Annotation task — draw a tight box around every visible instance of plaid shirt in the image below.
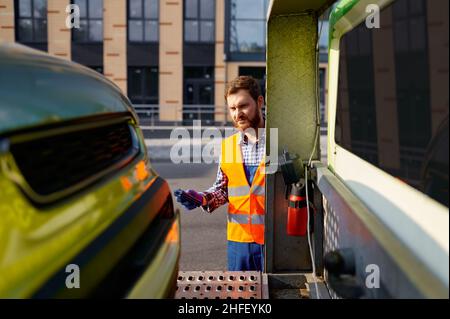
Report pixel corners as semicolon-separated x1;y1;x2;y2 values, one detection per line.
201;129;266;214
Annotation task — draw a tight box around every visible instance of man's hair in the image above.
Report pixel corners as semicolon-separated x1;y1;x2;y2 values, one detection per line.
225;76;261;103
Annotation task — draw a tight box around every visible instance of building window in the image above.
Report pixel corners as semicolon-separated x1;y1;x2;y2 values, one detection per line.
128;0;159;42
72;0;103;43
128;67;159;105
183;66;214;125
229;0;268;54
184;0;215;43
15;0;47;43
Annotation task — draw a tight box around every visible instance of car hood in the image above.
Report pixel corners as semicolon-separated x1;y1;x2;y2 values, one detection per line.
0;43;133;134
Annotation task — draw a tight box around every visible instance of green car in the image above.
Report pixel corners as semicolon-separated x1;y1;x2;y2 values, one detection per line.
0;43;180;298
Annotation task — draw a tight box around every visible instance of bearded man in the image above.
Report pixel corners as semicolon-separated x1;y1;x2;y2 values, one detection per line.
174;76;266;271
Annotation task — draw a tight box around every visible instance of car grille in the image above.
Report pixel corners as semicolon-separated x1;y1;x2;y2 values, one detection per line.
9;121;139;200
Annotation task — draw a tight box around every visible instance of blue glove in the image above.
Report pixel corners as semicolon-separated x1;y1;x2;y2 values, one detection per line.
174;189;204;210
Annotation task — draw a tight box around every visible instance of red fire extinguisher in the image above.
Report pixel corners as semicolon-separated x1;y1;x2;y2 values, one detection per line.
287;180;309;236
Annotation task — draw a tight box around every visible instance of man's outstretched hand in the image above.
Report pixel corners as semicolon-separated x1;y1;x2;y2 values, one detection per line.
174;189;204;210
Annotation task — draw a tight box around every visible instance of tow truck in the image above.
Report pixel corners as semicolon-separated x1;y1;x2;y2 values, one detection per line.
175;0;449;299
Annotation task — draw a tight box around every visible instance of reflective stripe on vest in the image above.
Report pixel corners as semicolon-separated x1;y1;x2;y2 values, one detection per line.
228;185;251;197
251;185;265;196
228;213;265;225
229;185;265;197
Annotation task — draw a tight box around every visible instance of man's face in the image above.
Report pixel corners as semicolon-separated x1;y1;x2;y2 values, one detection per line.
227;89;263;131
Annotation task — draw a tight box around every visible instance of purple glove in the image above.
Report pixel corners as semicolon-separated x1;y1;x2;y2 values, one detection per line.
174;189;204;210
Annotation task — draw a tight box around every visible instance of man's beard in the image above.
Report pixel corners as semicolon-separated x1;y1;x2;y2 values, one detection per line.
233;110;262;130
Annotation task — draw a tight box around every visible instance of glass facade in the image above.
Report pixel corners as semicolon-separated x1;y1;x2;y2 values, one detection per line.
228;0;268;57
72;0;103;42
15;0;47;43
183;66;215;125
128;0;159;42
128;66;159;105
184;0;215;43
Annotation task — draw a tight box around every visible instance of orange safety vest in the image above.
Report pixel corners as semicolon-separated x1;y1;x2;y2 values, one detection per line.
220;133;265;245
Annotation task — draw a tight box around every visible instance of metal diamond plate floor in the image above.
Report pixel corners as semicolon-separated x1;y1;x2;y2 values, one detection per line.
175;271;262;299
